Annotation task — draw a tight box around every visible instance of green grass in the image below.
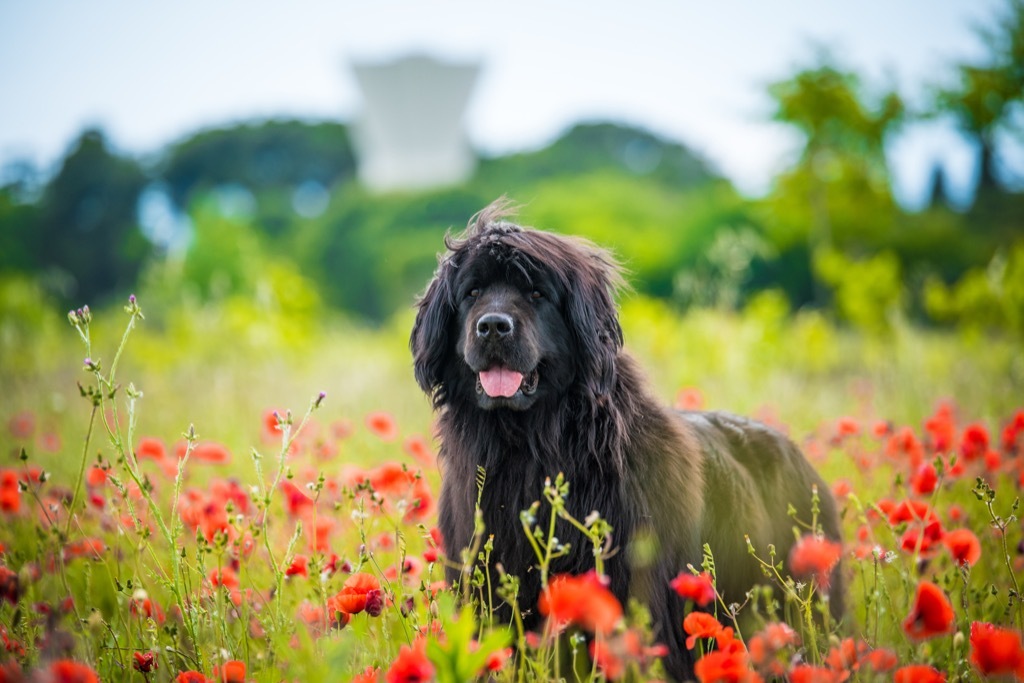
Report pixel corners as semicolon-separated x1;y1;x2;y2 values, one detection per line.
0;295;1022;682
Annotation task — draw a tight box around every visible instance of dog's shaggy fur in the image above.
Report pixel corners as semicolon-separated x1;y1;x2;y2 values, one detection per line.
410;202;842;680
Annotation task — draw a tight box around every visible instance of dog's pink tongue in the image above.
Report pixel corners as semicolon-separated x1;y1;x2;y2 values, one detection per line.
479;367;523;398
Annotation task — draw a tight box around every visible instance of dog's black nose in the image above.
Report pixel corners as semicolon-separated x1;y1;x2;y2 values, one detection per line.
476;312;514;338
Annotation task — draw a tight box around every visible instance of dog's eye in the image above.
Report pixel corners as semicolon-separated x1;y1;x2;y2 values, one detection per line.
531;290;544;301
468;288;480;299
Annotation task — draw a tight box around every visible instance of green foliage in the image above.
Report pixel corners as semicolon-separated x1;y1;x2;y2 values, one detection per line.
924;241;1024;336
0;274;65;370
520;174;749;298
475;122;719;193
10;130;152;306
1;297;1023;681
814;248;905;333
930;0;1024;190
426;596;511;683
2;1;1024;334
293;185;490;320
769;55;904;166
160;119;356;210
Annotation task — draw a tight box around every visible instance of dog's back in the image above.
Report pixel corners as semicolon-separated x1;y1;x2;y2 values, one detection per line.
680;410;844;617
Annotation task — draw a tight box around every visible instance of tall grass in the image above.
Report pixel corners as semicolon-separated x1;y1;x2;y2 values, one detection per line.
0;296;1022;681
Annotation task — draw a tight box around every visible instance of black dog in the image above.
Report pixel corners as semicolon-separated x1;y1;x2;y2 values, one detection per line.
410;201;842;680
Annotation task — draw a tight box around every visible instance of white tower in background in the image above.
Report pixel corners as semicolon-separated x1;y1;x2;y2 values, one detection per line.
351;55;480;192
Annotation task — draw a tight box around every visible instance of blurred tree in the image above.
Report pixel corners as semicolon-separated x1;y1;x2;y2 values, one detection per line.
294;186;489;321
160;120;356;235
932;0;1024;196
475;122;720;194
33;130;150;305
761;54;905;306
0;184;41;275
518;173;748;299
924;242;1024;336
925;163;953;210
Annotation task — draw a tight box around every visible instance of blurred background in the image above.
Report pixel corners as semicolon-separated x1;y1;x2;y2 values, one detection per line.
1;1;1022;433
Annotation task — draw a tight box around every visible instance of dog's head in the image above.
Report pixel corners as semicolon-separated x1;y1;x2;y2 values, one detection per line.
411;201;625;412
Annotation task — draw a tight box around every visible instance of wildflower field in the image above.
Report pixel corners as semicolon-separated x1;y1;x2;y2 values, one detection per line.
1;294;1023;682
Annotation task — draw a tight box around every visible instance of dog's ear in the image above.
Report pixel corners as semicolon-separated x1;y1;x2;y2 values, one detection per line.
565;253;624;403
410;264;456;405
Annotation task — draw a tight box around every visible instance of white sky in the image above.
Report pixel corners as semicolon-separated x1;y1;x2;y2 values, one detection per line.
0;0;1017;207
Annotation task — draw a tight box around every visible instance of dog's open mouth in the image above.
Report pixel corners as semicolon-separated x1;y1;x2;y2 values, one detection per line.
476;366;539;398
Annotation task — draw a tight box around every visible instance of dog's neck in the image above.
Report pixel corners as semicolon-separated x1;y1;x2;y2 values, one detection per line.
437;351;680;479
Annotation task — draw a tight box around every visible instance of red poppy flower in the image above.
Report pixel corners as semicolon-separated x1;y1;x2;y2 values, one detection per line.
693;650;758;683
747;622;799;667
872;420;892;438
285;555;309;578
887;499;940;526
423;527;443;563
860;647;898;673
403;435;435;466
831;479;852;499
538;571;623;635
899;519;945;556
209;567;239;590
176;672;212;683
835;415;861;439
386;638;433;683
133;651;157;673
886;427;925;468
675;387;705;411
590;637;627;680
192;442;231;464
32;430;55;452
486;647;512;673
789;664;840;683
960;423;989;460
902;581;955;641
910;462;938;496
923;403;956;452
261;409;283;443
893;664;945;683
788;535;842;590
86;466;107;487
368;462;416;496
129;596;166;624
8;411;35;440
217;660;245;683
823;637;870;672
970;621;1024;678
366;411;399;441
19;467;41;485
683;612;724;650
352;666;379;683
943;528;982;567
0;472;20;514
278;480;314;517
63;538;106;561
136;437;166;461
670;571;716;606
329;572;382;615
0;661;20;682
983;449;1001;472
332;418;354;440
0;566;19;605
1001;410;1024;453
48;660;101;683
404;478;435;523
296;600;325;628
307;517;336;553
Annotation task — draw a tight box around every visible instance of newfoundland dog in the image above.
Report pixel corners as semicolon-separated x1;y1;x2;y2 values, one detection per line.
410;201;842;680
